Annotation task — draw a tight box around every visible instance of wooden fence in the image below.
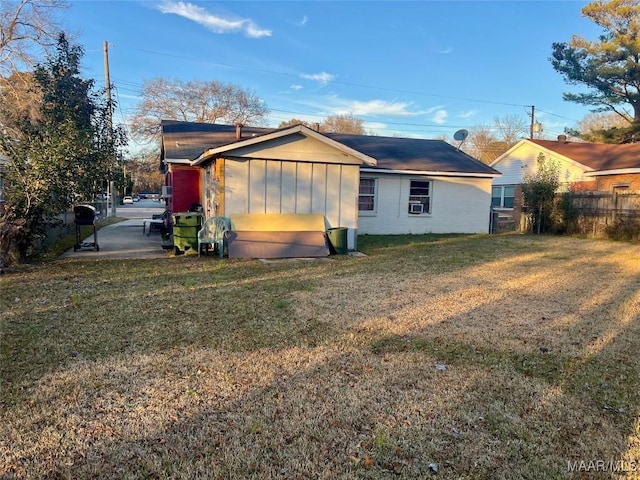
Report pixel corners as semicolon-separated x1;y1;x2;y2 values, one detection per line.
492;192;640;239
561;192;640;239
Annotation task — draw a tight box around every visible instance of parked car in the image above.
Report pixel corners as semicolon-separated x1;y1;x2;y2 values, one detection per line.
122;196;133;204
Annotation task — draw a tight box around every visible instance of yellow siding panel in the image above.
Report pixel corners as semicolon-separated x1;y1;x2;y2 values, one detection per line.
230;213;327;232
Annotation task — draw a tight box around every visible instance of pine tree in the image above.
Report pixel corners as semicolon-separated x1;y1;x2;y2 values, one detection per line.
0;34;125;264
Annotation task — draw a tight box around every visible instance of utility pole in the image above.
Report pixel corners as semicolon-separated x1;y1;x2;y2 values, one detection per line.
529;105;535;140
103;41;116;217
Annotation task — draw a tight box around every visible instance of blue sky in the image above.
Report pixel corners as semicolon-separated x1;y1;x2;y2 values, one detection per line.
65;1;603;144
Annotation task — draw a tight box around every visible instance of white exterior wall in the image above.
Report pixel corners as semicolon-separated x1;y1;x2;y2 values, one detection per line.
224;158;359;248
492;142;595;187
358;173;493;234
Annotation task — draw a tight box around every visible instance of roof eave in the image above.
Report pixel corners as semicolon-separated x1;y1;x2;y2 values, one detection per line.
361;167;501;178
163;158;193;165
584;168;640;176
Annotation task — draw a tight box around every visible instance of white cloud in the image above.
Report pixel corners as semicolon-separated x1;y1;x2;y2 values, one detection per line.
339;99;417;117
296;95;422;118
301;15;308;26
413;104;447;116
300;72;336;86
290;84;303;91
438;47;453;54
458;109;478;119
432;110;448;124
156;1;272;38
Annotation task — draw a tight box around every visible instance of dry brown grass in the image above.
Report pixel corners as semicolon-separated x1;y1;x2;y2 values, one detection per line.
1;233;639;479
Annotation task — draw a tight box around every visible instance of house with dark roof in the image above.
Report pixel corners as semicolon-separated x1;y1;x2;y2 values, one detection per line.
160;121;274;213
326;133;501;235
160;120;501;253
489;137;640;227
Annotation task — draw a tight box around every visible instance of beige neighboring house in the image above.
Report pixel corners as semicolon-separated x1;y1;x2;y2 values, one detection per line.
489;137;640;228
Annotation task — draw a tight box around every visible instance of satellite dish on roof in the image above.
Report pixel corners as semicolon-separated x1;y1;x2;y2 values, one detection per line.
453;129;468;150
453;129;468;142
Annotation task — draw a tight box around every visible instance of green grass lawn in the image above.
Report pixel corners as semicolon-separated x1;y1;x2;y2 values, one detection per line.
1;233;639;479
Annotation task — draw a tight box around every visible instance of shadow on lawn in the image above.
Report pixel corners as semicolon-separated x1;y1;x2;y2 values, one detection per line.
2;234;640;478
2;234;635;392
1;234;537;399
366;244;640;476
31;257;640;478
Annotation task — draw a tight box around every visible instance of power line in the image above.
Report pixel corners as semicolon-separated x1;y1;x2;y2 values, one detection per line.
129;47;533;109
112;86;155;147
535;108;581;122
101;47;583;140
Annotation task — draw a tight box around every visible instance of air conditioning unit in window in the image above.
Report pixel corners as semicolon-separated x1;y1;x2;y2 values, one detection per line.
409;203;423;214
161;185;172;198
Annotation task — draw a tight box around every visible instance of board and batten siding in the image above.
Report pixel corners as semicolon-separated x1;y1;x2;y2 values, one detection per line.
223;158;359;248
492;142;594;187
358;174;493;234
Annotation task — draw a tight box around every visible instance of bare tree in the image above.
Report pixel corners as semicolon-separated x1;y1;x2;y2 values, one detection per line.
0;71;43;134
494;114;527;146
0;0;68;75
463;115;527;164
463;125;498;164
321;113;365;134
126;152;165;193
570;111;632;142
277;118;315;129
130;78;269;140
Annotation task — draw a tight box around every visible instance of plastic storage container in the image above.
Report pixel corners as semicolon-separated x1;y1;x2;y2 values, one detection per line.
172;212;203;253
326;227;348;255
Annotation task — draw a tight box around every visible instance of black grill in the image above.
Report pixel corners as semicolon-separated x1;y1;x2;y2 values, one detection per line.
73;204;99;251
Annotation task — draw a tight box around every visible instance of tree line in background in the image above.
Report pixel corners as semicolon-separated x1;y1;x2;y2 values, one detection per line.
1;0;639;265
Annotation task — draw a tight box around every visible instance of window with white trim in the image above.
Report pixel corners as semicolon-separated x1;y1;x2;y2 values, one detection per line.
358;178;377;212
408;180;431;214
491;185;515;208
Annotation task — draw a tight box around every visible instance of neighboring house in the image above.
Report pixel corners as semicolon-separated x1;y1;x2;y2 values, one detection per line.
490;137;640;227
160;120;501;252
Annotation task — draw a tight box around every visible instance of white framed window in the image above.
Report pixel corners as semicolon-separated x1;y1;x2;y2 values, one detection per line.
408;180;431;214
492;185;515;208
358;177;377;212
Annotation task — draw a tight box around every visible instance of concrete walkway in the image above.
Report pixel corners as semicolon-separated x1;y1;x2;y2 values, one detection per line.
59;218;172;260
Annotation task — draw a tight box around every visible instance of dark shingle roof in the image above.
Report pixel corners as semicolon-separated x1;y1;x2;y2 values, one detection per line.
327;133;499;175
530;139;640;170
160;120;500;175
161;120;273;160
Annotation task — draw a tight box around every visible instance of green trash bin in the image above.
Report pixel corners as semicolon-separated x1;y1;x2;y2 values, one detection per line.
172;212;202;253
326;227;348;255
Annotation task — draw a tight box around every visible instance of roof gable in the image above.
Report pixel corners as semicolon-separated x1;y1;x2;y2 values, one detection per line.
491;139;592;173
194;124;377;166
